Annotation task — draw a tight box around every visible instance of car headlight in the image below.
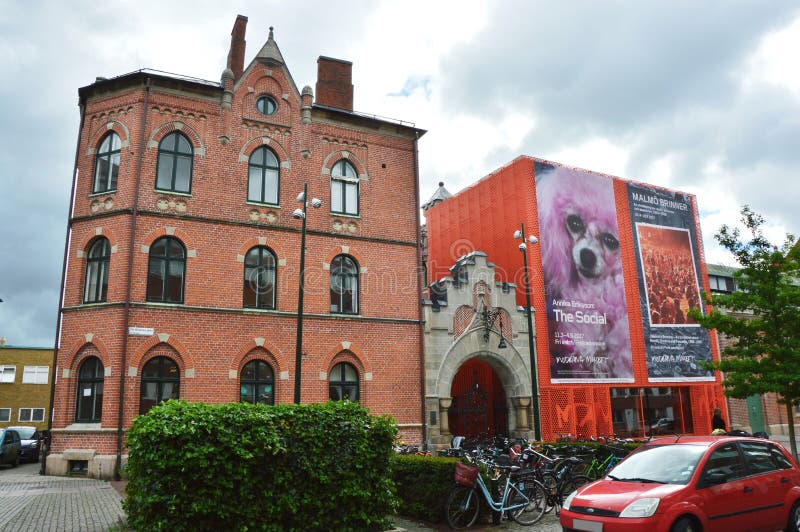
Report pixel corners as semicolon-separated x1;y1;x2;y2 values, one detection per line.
619;498;660;518
562;490;577;511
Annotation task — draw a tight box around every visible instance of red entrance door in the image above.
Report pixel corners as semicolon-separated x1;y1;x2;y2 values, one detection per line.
448;359;508;442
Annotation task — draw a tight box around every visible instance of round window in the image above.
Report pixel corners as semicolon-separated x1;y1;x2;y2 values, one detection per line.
256;96;277;116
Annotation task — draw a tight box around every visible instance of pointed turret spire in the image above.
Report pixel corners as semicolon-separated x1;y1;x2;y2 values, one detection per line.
422;182;452;210
255;26;287;66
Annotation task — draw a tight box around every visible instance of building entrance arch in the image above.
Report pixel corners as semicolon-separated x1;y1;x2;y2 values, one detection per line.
422;251;536;451
448;359;507;442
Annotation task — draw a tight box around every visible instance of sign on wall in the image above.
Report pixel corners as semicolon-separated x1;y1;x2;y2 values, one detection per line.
627;183;713;381
535;162;634;383
128;327;154;336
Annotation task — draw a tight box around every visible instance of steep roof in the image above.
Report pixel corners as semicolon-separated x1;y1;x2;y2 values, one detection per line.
422;182;452;210
707;263;738;277
239;26;301;99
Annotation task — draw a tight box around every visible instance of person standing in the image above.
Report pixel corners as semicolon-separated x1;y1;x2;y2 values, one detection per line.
712;408;726;432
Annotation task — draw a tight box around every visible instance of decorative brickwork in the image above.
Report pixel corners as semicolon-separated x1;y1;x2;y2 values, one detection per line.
49;17;425;478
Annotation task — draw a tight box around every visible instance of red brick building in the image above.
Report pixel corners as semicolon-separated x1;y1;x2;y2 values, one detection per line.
47;16;426;478
424;157;727;442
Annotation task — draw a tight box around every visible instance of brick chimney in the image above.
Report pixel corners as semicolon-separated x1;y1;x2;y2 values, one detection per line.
227;15;248;80
315;56;353;112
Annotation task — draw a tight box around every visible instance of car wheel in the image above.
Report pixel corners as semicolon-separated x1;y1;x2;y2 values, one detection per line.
787;501;800;532
670;516;699;532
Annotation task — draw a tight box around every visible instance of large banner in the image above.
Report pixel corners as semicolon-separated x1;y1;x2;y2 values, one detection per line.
535;162;634;383
627;183;713;381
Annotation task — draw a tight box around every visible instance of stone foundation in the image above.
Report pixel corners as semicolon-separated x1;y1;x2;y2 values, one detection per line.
45;451;124;480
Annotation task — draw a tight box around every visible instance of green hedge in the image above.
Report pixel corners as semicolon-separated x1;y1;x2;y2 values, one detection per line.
390;454;454;522
545;441;640;457
390;455;511;525
124;400;398;531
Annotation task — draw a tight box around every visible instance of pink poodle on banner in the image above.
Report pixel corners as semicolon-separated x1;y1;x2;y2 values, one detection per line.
534;161;634;382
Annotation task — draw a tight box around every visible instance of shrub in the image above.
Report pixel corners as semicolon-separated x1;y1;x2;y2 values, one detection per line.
390;454;454;522
124;400;397;531
390;455;516;525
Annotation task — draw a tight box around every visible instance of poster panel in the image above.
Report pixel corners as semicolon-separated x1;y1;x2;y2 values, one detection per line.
627;183;713;381
535;162;633;383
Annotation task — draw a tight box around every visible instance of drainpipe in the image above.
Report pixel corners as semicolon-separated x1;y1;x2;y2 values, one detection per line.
115;76;150;480
42;99;86;476
412;130;428;448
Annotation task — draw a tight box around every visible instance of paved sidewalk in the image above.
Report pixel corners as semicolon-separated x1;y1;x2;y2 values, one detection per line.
0;461;126;531
392;512;562;531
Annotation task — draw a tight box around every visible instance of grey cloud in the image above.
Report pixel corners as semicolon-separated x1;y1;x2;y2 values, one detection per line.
0;0;383;345
436;0;800;240
721;88;800;168
442;1;797;128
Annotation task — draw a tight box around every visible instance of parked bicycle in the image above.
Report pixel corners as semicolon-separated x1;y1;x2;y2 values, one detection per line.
393;443;431;456
581;444;629;480
445;453;547;528
519;447;592;514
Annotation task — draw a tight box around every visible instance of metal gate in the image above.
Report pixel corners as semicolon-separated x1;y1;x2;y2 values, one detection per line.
450;383;489;440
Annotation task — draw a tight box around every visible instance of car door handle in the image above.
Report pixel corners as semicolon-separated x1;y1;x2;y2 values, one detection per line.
744;486;754;493
781;478;790;483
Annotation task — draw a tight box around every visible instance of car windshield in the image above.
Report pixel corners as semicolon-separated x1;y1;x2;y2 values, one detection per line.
607;444;707;485
12;427;36;439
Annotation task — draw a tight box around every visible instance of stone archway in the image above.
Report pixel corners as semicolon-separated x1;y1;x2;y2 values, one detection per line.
448;359;507;441
422;251;536;450
428;335;534;448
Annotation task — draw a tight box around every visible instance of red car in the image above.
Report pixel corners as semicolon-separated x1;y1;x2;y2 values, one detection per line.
560;436;800;532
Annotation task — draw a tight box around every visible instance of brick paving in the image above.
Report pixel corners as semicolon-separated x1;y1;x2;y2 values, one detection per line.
392;509;562;531
0;462;126;531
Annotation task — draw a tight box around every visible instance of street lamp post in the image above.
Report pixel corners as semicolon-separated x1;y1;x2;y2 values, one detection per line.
514;223;541;440
293;183;322;404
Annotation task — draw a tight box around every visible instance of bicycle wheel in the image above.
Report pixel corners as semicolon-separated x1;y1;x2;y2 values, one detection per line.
445;485;480;529
558;474;592;507
539;472;558;514
509;478;547;526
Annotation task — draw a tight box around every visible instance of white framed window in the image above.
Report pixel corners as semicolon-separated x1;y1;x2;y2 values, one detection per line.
0;365;15;383
0;408;10;422
22;366;49;384
19;408;45;422
330;159;359;215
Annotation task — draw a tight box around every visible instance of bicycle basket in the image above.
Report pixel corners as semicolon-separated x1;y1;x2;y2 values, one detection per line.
454;462;479;487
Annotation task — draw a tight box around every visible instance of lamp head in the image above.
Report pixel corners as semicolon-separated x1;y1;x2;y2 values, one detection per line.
292;208;305;219
528;235;538;245
498;336;507;349
513;230;522;240
296;191;306;203
518;243;527;252
310;198;322;208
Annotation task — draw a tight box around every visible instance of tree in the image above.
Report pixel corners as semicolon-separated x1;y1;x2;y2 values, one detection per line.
688;206;800;457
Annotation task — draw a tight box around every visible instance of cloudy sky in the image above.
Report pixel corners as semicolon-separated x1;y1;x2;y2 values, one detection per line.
1;0;799;347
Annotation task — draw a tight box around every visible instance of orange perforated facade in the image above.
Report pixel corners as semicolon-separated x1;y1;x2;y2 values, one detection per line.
425;156;727;441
